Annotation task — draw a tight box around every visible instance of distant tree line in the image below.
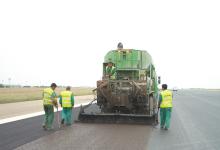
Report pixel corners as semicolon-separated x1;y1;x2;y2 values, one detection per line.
0;84;21;88
0;84;68;88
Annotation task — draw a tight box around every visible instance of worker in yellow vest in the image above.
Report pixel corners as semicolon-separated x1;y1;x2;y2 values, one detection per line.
59;86;74;126
105;61;116;80
158;84;173;130
42;83;58;130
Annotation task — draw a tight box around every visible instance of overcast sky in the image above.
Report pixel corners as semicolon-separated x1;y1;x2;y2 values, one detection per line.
0;0;220;88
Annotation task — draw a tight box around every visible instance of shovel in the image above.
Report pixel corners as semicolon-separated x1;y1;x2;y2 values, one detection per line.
57;107;60;128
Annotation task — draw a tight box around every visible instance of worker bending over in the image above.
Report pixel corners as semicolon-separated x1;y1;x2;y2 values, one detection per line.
158;84;173;130
42;83;58;130
105;61;116;79
59;86;74;126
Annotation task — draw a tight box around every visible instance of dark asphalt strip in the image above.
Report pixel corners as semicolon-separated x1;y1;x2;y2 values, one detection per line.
0;107;80;150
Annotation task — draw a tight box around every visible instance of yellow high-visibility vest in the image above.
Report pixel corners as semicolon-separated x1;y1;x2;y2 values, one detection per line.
160;90;173;108
60;91;73;108
106;66;116;79
43;88;54;105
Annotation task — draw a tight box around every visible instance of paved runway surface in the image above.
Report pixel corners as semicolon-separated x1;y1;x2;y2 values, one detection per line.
0;109;78;150
0;90;220;150
148;90;220;150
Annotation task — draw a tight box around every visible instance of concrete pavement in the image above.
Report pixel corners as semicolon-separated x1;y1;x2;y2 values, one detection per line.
0;95;94;119
148;89;220;150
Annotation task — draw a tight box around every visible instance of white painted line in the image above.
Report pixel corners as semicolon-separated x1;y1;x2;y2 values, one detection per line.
0;102;93;125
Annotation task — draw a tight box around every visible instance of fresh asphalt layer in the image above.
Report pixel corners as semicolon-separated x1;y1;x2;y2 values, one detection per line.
0;89;220;150
0;109;79;150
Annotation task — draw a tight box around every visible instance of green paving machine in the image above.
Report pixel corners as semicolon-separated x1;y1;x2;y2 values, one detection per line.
78;44;160;124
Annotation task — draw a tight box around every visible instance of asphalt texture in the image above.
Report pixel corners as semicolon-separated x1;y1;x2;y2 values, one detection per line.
0;89;220;150
0;109;79;150
148;89;220;150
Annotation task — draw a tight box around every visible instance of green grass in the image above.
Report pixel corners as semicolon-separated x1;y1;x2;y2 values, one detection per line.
0;87;94;104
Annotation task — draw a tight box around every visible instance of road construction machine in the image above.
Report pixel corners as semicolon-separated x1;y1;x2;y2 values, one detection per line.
78;45;160;124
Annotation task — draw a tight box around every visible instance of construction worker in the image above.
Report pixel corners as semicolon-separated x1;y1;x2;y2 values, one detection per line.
117;42;123;50
42;83;58;130
105;61;116;79
59;86;74;126
158;84;173;130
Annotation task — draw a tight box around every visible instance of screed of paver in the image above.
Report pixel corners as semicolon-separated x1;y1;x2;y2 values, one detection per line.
15;123;152;150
